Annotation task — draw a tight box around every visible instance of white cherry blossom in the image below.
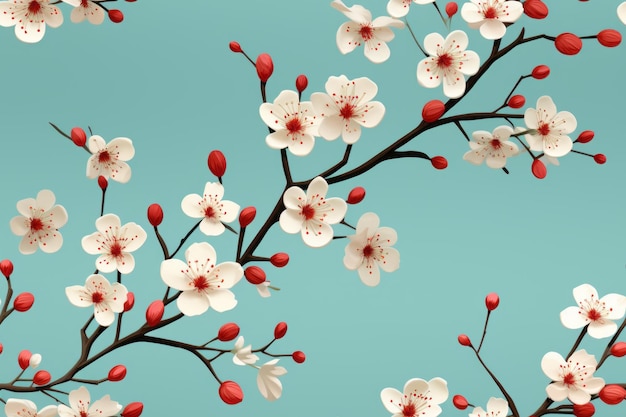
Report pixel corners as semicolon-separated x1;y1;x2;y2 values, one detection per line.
463;126;519;169
5;399;57;417
560;284;626;339
57;386;121;417
181;181;240;236
618;2;626;24
343;212;399;287
65;274;128;327
279;176;347;248
524;96;577;157
62;0;105;24
160;242;243;316
86;135;135;183
81;213;147;274
380;377;448;417
232;336;259;366
541;349;604;405
0;0;63;43
417;30;480;98
257;359;287;401
259;90;319;156
10;189;68;254
387;0;435;18
331;0;404;63
311;75;385;144
469;397;509;417
461;0;523;40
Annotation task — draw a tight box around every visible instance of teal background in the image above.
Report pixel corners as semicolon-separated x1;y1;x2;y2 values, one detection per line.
0;1;625;416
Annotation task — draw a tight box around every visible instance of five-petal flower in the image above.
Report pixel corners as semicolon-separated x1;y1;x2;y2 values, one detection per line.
387;0;435;18
5;399;57;417
461;0;523;40
0;0;63;43
469;397;509;417
65;274;128;327
380;377;448;417
257;359;287;401
86;135;135;183
61;0;104;24
524;96;577;157
181;182;240;236
463;125;519;169
541;349;604;405
57;386;122;417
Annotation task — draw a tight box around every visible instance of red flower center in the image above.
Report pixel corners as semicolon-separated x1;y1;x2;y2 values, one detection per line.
437;53;452;68
193;276;210;291
300;204;315;220
204;206;216;219
359;24;373;41
30;217;44;232
490;139;502;150
563;372;575;386
285;117;303;135
110;241;122;257
80;411;89;417
339;103;355;120
98;150;111;163
28;1;41;14
362;244;374;258
402;403;417;417
587;308;602;321
484;7;497;19
91;291;104;304
538;122;551;136
81;0;89;6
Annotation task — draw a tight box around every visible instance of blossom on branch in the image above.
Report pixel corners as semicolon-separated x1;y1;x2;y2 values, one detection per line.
61;0;104;24
232;336;259;366
0;0;63;43
5;399;57;417
460;0;523;40
619;2;626;24
541;349;604;405
65;274;128;327
181;181;240;236
380;377;448;417
86;135;135;183
57;386;122;417
524;96;577;157
257;359;287;401
463;125;519;169
386;0;435;18
469;397;509;417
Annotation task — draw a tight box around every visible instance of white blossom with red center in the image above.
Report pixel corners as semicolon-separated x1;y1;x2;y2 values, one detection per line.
560;283;626;339
524;96;577;158
181;181;240;236
81;213;147;274
259;89;319;156
619;2;626;24
311;75;385;144
86;135;135;183
343;212;399;287
65;274;128;327
257;359;287;401
417;30;480;99
386;0;435;18
460;0;523;40
160;242;243;316
331;0;404;63
61;0;104;24
469;397;509;417
10;189;68;254
5;399;57;417
57;386;122;417
463;125;519;169
231;336;259;366
279;176;347;248
0;0;63;43
380;377;448;417
541;349;604;404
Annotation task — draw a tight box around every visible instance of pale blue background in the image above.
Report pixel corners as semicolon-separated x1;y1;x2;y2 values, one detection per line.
0;1;625;416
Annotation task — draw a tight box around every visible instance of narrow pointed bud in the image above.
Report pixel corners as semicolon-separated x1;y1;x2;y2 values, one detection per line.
229;41;242;53
598;384;626;405
597;29;621;47
422;99;446;123
256;53;274;83
239;206;256;228
430;156;448;170
208;150;227;178
219;381;244;405
121;402;144;417
147;204;164;227
108;364;127;382
18;350;31;370
98;176;108;191
555;33;582;55
507;95;526;109
594;154;607;165
532;159;547;179
346;186;366;204
108;9;124;23
218;322;240;342
0;259;13;279
244;266;266;285
292;350;306;363
33;370;51;386
124;292;135;312
576;130;594;144
14;292;34;312
145;300;164;327
573;403;595;417
610;342;626;357
523;0;548;19
445;2;458;17
531;65;550;79
274;322;288;339
457;334;472;347
295;74;308;93
452;395;469;410
71;127;87;146
270;253;289;268
485;293;500;311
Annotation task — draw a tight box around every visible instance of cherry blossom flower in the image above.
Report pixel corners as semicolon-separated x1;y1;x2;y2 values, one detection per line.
343;212;399;287
331;0;404;63
81;213;147;274
461;0;523;40
469;397;509;417
10;189;68;254
5;399;57;417
541;349;604;405
560;284;626;339
387;0;435;18
380;377;449;417
311;75;385;144
279;176;347;248
259;90;319;156
0;0;62;43
619;2;626;25
62;0;104;24
232;336;259;366
160;242;243;316
65;274;128;327
257;359;287;401
181;182;240;236
463;126;519;169
524;96;577;157
417;30;480;98
86;135;135;183
57;386;122;417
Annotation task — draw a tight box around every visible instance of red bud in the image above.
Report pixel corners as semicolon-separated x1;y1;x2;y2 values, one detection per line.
244;266;266;285
485;292;500;311
239;206;256;228
124;292;135;312
218;322;240;342
219;381;244;405
0;343;3;354
452;395;469;410
147;204;164;227
108;364;127;382
594;154;607;165
445;2;458;17
145;300;164;327
523;0;548;19
531;65;550;79
121;402;144;417
71;127;87;147
507;94;526;109
18;350;31;370
33;370;51;386
458;334;472;347
256;53;274;83
14;292;34;312
208;150;227;178
573;403;595;417
576;130;594;143
422;99;446;123
98;176;108;191
292;350;306;363
555;33;582;55
296;74;308;93
346;186;366;204
599;384;626;405
274;322;288;339
270;253;289;268
0;259;13;279
108;9;124;23
229;41;242;53
532;159;547;179
431;156;448;170
611;342;626;357
597;29;622;47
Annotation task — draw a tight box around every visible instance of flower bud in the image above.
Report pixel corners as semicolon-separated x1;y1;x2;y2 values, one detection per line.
346;186;366;204
121;402;144;417
18;350;31;370
145;300;164;327
430;156;448;170
0;259;13;279
274;322;288;339
108;364;127;382
33;370;51;386
98;176;108;191
229;41;242;53
0;343;3;354
445;2;458;17
507;94;526;109
256;53;274;83
295;74;308;93
576;130;594;144
597;29;622;48
452;394;469;410
532;159;547;179
422;100;446;123
208;150;227;178
573;402;595;417
71;127;87;147
29;353;42;368
555;33;582;55
124;292;135;312
108;9;124;23
244;266;266;285
219;381;244;405
594;154;606;165
270;253;289;268
598;384;626;405
457;334;472;347
531;65;550;80
14;292;34;312
218;322;240;342
147;204;164;227
523;0;548;19
611;342;626;357
239;206;256;228
485;293;500;311
292;350;306;363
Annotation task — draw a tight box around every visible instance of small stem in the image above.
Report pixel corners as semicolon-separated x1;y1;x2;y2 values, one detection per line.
477;310;491;353
154;226;170;259
404;19;428;58
170;220;202;259
565;327;587;361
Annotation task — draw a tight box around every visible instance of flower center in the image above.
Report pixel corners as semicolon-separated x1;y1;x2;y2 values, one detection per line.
30;217;44;231
193;276;210;291
484;6;497;19
563;372;575;387
437;53;453;68
110;241;123;257
285;117;303;135
80;410;89;417
538;122;551;136
91;291;104;304
98;150;111;163
28;1;41;14
339;103;355;120
204;206;216;219
587;308;602;321
300;204;315;220
402;403;417;417
490;139;502;150
362;244;374;258
81;0;89;6
359;24;373;41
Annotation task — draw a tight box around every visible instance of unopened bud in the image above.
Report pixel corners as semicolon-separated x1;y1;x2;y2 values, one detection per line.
445;2;458;17
507;95;525;109
422;99;446;123
218;322;240;342
611;342;626;357
108;364;127;382
457;334;472;347
0;259;13;279
71;127;87;147
532;159;547;179
18;350;31;370
296;74;308;93
573;402;595;417
98;176;108;191
145;300;164;327
147;204;164;227
531;65;550;79
219;381;244;405
244;266;266;285
270;253;289;268
33;370;51;386
108;9;124;23
597;29;622;48
594;154;606;165
123;292;135;312
208;150;227;178
239;206;256;228
274;322;288;339
523;0;548;19
346;186;366;204
598;384;626;405
121;402;144;417
485;292;500;311
555;33;582;55
452;395;469;410
292;350;306;363
229;41;242;53
576;130;594;144
256;53;274;83
430;156;448;170
14;292;34;312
